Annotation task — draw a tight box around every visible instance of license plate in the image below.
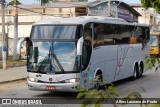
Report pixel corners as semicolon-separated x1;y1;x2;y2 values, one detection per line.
46;86;56;90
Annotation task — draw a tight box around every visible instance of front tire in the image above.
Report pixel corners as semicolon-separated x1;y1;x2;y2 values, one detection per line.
95;74;103;90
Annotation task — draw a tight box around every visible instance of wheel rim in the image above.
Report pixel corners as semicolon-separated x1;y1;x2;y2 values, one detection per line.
95;75;102;90
133;66;139;79
139;66;143;76
134;69;137;78
95;82;100;90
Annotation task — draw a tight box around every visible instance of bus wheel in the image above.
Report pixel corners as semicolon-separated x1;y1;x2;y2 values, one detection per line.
132;65;139;79
139;65;143;78
95;74;103;90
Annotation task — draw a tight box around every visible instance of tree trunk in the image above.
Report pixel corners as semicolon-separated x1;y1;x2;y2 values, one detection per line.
13;2;18;60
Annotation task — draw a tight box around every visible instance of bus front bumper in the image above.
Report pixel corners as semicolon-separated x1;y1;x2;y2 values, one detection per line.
27;80;80;92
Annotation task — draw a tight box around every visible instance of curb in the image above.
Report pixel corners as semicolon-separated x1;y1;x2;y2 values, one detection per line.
0;78;27;84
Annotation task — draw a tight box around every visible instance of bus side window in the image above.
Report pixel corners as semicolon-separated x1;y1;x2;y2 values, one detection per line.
104;24;114;45
130;26;142;44
94;23;104;47
139;27;148;43
114;25;130;44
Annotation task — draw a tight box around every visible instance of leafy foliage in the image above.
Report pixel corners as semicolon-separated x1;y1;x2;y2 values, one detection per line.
8;0;22;5
37;0;57;5
145;56;160;71
77;85;120;107
141;0;160;12
149;104;160;107
76;84;144;107
124;91;142;99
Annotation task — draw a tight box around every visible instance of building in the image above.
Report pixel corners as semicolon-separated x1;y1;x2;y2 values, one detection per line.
0;1;141;57
88;0;141;23
0;1;141;39
0;2;89;56
0;2;89;38
130;3;160;25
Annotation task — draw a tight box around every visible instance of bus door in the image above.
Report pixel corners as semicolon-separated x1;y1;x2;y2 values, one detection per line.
81;23;94;89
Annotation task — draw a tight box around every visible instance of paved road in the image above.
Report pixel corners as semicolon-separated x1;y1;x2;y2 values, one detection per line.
0;70;160;107
1;70;159;98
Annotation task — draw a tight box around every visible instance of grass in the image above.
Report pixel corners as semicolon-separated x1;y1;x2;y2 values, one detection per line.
0;58;26;69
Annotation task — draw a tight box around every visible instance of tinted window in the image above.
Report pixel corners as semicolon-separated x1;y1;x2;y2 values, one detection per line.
93;23;130;47
93;23;149;46
114;25;130;44
94;23;105;46
130;26;150;44
30;25;82;39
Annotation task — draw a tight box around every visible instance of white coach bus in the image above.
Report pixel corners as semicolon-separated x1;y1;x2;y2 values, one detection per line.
18;16;150;92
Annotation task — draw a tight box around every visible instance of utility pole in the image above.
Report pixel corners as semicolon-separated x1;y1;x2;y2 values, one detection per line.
108;0;111;17
13;0;18;60
1;0;7;69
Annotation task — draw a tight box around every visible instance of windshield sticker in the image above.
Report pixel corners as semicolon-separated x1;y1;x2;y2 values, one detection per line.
51;66;57;72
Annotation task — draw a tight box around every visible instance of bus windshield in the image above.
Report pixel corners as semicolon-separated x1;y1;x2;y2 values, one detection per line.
27;25;82;73
28;41;80;73
150;36;158;47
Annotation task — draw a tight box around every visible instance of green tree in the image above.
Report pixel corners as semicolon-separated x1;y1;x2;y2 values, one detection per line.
141;0;160;12
37;0;57;5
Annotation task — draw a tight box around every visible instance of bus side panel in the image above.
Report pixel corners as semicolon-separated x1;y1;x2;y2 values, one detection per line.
131;43;150;73
91;45;118;84
114;45;132;81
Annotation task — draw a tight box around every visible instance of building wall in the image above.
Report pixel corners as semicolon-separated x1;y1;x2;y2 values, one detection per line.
133;7;159;25
88;2;139;22
0;6;77;57
0;7;76;38
88;2;118;17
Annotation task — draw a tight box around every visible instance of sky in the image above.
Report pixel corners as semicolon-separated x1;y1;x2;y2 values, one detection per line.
6;0;141;4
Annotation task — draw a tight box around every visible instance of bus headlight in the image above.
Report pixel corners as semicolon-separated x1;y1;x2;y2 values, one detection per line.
65;78;80;83
27;77;37;82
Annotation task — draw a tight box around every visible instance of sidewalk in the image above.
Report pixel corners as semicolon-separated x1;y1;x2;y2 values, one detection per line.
0;66;28;83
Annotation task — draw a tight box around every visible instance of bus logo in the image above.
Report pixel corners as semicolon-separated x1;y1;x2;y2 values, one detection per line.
49;78;52;82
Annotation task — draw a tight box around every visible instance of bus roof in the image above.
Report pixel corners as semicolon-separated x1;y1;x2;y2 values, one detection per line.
33;16;148;27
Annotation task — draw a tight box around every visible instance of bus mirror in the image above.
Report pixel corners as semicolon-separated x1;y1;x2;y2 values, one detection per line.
33;47;38;63
17;37;30;60
77;37;84;55
26;38;31;55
